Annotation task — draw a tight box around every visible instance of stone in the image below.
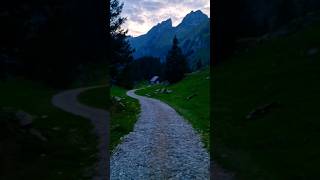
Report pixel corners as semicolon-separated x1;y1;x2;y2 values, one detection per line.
41;115;48;119
80;147;89;151
307;48;319;56
246;102;279;120
160;88;166;93
162;81;170;86
186;94;197;101
29;128;48;142
16;111;34;127
69;128;77;132
119;102;126;108
40;153;47;157
52;126;61;131
114;96;122;102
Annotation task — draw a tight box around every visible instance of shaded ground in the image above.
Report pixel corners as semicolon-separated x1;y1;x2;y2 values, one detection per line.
213;17;320;179
52;86;109;180
110;90;209;179
0;80;98;180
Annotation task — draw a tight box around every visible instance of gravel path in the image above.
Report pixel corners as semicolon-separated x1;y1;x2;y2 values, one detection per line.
52;86;109;180
110;89;210;180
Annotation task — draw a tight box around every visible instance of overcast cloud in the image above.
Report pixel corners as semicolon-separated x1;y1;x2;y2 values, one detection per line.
121;0;210;37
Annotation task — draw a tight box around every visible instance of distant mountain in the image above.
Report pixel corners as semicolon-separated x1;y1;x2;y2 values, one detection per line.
128;10;210;70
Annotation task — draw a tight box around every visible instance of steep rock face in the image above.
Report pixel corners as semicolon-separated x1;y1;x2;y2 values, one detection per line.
128;10;210;70
129;18;175;59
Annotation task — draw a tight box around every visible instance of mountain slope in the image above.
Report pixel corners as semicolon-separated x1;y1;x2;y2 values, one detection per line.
128;10;210;70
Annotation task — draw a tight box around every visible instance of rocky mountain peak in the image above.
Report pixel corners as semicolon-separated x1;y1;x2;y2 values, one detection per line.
179;10;208;27
147;18;173;35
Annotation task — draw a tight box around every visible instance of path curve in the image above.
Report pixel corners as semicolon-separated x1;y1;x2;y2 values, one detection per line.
110;89;209;179
52;86;109;180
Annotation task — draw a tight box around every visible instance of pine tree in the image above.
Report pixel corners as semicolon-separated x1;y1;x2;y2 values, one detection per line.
165;36;187;83
110;0;134;80
196;58;203;70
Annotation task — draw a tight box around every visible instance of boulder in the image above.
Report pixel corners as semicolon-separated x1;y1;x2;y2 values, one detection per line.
159;88;164;93
29;128;48;142
15;111;34;128
307;48;319;56
41;115;48;119
113;96;122;102
162;81;170;86
52;126;61;131
186;94;197;101
246;102;280;120
166;89;173;94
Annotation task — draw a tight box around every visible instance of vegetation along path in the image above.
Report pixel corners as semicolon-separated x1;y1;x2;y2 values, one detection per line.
110;89;209;179
52;86;109;180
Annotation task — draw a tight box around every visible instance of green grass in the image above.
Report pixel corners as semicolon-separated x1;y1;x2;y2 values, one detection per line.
0;80;98;180
136;68;210;151
78;86;140;151
213;21;320;179
78;86;111;110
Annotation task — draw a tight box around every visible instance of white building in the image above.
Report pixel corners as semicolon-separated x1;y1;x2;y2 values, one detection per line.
150;76;160;84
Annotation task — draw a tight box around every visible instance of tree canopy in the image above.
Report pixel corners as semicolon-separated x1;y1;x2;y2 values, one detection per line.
165;36;187;83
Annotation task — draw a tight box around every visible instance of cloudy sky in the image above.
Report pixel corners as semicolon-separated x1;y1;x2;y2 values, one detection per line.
121;0;210;37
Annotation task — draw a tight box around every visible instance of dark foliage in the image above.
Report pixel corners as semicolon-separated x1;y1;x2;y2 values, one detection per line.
109;0;134;80
196;59;203;71
0;0;108;88
129;57;164;82
165;36;187;84
214;0;320;63
116;56;164;89
114;64;134;89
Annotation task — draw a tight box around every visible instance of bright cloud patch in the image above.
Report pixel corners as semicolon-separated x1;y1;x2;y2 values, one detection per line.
121;0;210;37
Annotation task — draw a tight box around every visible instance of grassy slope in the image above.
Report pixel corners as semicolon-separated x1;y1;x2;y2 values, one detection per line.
136;68;210;150
213;21;320;179
0;80;98;180
78;86;110;110
78;86;140;151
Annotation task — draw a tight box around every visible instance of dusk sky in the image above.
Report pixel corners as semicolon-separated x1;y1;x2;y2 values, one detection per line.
121;0;210;37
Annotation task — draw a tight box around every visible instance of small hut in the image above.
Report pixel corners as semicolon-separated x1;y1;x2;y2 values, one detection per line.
150;76;160;84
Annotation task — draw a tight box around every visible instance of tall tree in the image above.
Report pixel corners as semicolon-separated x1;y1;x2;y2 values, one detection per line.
165;36;187;83
196;58;203;70
110;0;134;80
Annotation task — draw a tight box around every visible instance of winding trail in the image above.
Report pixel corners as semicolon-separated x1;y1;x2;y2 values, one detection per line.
110;89;209;179
52;86;109;180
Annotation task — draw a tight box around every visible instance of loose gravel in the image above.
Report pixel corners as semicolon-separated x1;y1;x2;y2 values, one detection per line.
110;90;209;180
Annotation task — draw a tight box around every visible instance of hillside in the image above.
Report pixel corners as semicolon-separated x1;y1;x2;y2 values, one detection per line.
213;18;320;179
128;10;210;70
136;68;210;150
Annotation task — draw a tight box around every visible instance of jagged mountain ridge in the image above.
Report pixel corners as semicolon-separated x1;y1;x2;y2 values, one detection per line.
128;10;210;70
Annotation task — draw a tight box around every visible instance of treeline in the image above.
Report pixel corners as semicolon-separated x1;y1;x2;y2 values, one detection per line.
0;0;108;87
115;36;188;89
116;57;164;89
